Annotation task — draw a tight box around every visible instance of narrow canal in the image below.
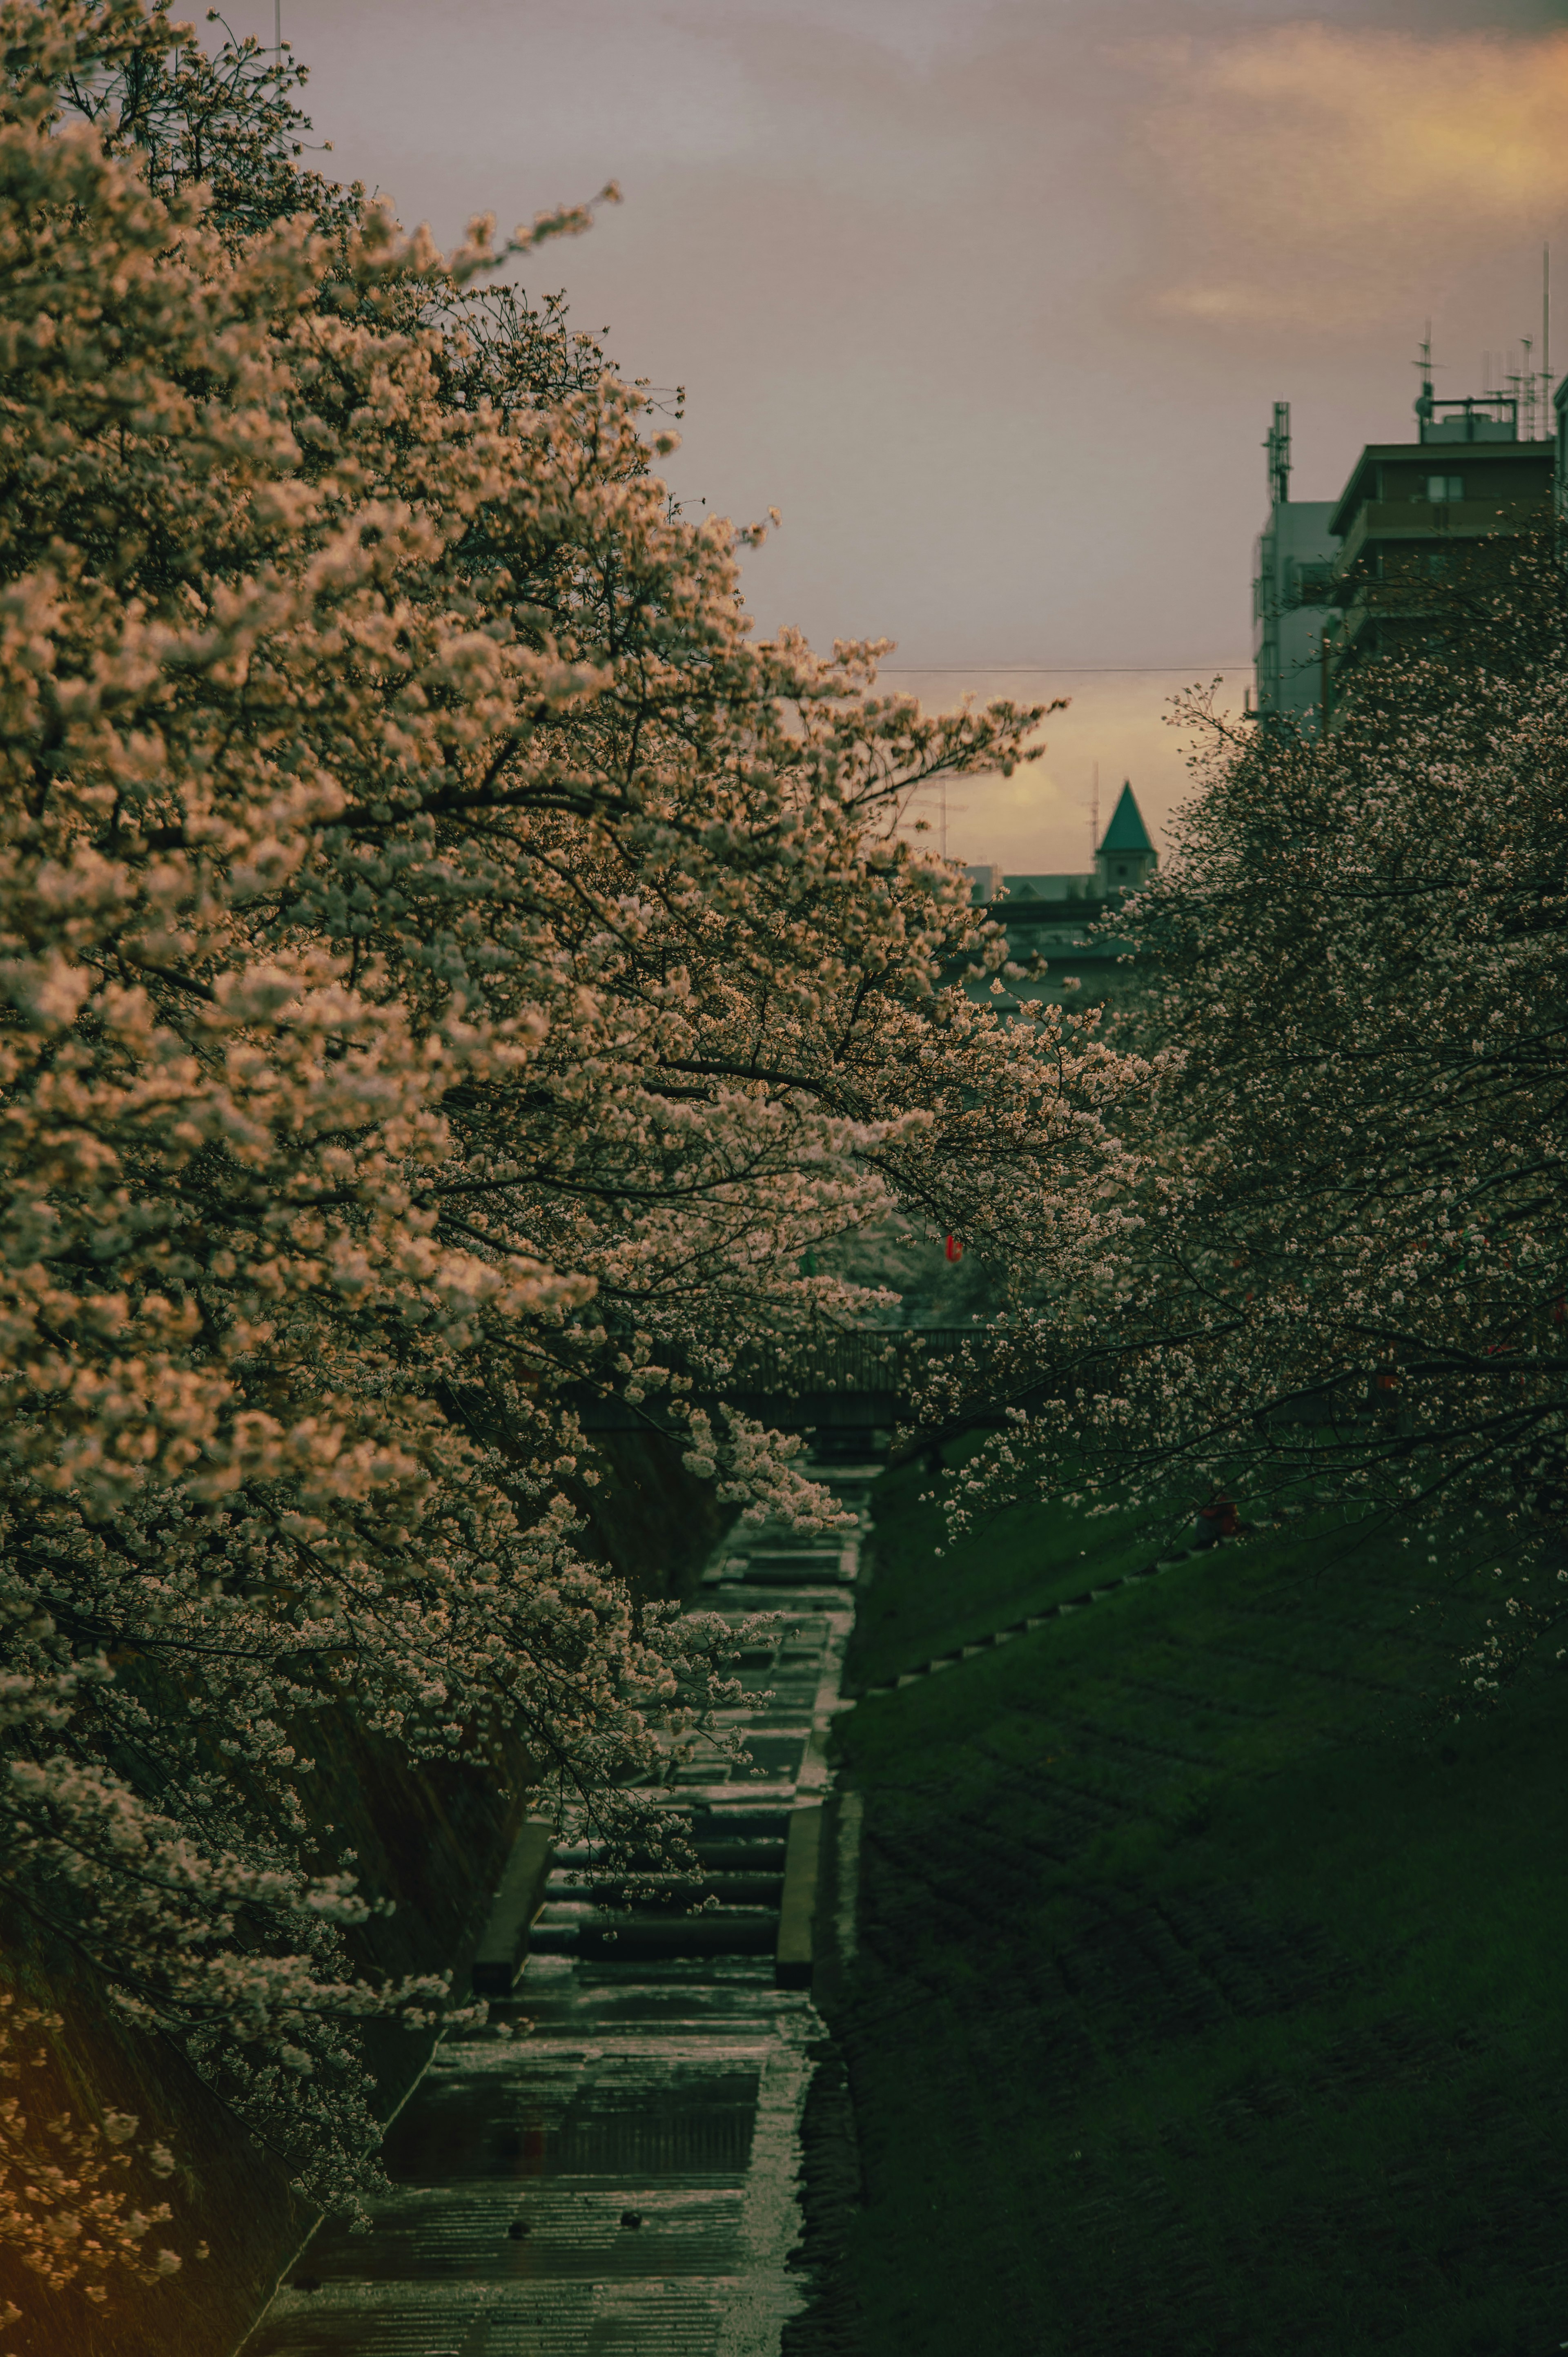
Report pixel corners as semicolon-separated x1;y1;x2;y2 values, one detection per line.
240;1458;871;2357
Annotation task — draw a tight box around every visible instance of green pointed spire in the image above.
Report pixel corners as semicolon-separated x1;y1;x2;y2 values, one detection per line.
1098;782;1154;857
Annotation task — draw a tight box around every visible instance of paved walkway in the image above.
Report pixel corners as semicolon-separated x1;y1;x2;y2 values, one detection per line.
240;1463;871;2357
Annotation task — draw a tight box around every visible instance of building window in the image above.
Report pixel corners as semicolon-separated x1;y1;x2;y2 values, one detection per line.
1426;475;1464;502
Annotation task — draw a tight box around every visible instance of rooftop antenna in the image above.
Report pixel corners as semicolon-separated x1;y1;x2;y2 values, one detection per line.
1265;401;1291;506
1544;242;1552;439
1090;761;1100;867
1413;322;1437;435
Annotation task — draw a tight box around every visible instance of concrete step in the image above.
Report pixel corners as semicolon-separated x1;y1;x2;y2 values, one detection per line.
687;1809;792;1842
239;1460;872;2357
527;1908;782;1962
550;1839;787;1873
544;1872;786;1908
722;1564;856;1587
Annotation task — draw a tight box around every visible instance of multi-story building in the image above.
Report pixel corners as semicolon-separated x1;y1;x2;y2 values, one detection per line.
1254;376;1557;727
1322;387;1554;702
1253;403;1338;726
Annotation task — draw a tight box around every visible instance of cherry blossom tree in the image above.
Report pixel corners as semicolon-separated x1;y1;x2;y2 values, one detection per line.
944;560;1568;1691
0;0;1134;2297
0;1996;185;2310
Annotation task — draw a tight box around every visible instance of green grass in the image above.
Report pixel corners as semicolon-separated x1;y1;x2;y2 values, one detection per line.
854;1452;1166;1672
831;1445;1568;2357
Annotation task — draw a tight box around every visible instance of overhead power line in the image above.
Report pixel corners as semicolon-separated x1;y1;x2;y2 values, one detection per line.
873;664;1251;675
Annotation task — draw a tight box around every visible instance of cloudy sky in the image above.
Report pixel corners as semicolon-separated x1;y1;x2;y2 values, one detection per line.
224;0;1568;870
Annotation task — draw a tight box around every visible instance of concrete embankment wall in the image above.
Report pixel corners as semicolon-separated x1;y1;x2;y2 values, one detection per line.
0;1432;724;2357
570;1425;735;1601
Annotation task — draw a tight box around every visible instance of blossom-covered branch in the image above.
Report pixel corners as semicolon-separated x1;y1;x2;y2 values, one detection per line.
0;0;1136;2300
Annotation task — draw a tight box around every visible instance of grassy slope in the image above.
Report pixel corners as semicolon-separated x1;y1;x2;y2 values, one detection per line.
832;1451;1568;2357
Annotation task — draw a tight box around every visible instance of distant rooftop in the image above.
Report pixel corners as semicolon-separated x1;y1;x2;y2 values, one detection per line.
962;784;1156;910
1002;872;1096;900
1098;782;1154;857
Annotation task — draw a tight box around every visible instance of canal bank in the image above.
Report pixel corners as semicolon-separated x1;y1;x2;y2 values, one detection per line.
829;1446;1568;2357
0;1430;731;2357
237;1460;874;2357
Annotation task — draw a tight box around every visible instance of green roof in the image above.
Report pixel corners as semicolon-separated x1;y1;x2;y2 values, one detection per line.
1098;782;1154;856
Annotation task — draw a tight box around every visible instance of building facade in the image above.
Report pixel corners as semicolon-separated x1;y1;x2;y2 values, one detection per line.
1254;378;1557;727
1323;390;1553;703
1253;403;1338;727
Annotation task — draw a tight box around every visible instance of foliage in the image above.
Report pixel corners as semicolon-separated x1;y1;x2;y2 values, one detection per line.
0;1996;186;2325
0;0;1130;2292
53;0;359;242
946;569;1568;1689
